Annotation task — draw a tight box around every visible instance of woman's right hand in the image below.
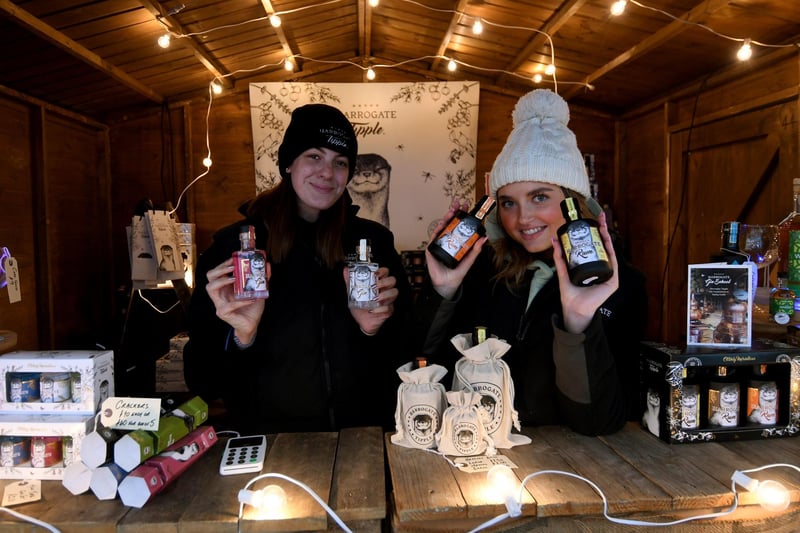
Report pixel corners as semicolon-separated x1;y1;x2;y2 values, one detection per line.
205;258;266;345
425;198;487;300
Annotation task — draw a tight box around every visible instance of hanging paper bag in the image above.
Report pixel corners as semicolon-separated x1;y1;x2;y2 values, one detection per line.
129;215;158;283
145;210;185;282
451;333;531;449
391;362;448;449
435;390;495;457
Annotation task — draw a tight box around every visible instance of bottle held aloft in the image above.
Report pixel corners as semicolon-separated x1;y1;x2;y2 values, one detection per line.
232;225;269;300
557;197;612;286
348;238;380;310
428;195;496;269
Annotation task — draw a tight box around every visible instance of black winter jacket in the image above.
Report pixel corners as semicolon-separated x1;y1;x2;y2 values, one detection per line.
421;247;648;435
183;208;411;434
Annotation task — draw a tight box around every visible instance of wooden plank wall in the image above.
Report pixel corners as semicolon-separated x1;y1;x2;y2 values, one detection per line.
0;91;113;351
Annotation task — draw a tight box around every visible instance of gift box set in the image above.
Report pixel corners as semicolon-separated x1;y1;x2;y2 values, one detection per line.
640;339;800;443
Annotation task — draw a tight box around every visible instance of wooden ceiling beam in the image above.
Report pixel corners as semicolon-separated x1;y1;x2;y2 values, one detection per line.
430;0;471;72
0;0;163;104
561;0;733;99
359;0;373;60
138;0;232;88
260;0;300;71
496;0;587;86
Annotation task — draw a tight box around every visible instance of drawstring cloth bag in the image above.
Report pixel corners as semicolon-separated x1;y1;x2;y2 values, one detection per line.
451;333;532;449
391;362;448;449
435;390;496;457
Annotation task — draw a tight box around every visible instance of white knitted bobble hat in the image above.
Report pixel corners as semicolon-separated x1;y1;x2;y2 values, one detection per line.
489;89;590;198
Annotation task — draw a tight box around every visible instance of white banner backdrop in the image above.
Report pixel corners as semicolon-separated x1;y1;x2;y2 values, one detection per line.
249;81;480;251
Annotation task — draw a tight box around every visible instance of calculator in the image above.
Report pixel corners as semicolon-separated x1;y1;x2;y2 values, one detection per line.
219;435;267;475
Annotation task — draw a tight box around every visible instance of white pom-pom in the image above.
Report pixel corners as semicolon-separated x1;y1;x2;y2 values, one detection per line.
512;89;569;127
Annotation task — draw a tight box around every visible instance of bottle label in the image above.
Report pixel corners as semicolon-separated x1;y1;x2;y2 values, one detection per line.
433;217;480;262
233;250;269;300
348;261;379;309
560;222;609;267
789;230;800;292
747;380;778;426
771;295;794;325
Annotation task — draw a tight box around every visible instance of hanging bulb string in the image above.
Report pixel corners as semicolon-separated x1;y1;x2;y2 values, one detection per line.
621;0;798;49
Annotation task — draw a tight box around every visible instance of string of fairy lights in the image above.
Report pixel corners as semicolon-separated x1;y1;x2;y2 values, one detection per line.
155;0;800;96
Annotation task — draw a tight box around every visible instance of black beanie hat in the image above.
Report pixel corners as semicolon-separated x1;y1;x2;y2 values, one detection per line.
278;104;358;181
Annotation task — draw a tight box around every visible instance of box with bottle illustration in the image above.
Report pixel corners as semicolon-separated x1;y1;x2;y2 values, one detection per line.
640;339;800;444
687;262;753;347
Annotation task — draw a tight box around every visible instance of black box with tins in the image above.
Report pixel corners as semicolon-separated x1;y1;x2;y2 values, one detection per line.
639;339;799;444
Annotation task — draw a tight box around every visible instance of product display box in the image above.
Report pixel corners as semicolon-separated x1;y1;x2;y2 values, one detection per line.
640;339;800;443
0;413;95;479
0;350;114;415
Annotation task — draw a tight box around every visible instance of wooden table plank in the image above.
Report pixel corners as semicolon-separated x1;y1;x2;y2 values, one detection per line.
385;434;467;522
239;431;338;532
537;425;671;515
330;427;385;522
599;423;736;510
500;427;600;517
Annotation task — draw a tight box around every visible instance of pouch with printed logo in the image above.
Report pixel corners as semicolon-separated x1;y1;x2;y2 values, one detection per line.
390;362;448;449
435;390;495;457
451;333;531;449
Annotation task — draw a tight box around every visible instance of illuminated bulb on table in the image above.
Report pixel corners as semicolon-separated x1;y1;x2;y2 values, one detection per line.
239;484;288;517
486;465;522;517
269;14;281;28
610;0;627;16
732;470;791;512
737;39;753;61
157;33;171;48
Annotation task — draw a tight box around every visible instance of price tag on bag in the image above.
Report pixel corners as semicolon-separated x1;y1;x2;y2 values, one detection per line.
100;397;161;430
2;254;21;303
2;480;41;506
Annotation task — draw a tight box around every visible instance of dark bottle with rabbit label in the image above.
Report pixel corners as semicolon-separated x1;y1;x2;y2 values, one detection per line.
557;197;612;286
428;196;496;269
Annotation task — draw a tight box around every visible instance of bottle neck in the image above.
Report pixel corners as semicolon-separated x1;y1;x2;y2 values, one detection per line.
470;196;495;221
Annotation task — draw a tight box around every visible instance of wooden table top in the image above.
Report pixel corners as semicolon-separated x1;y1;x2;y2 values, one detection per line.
0;426;385;533
386;422;800;532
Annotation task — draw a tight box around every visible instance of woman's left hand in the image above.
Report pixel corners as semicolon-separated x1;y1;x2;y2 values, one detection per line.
343;266;398;335
551;211;619;334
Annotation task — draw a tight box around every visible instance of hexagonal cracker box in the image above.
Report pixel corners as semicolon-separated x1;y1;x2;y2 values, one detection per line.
0;350;114;415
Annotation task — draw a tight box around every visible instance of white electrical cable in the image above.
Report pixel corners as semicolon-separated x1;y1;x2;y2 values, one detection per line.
0;506;60;532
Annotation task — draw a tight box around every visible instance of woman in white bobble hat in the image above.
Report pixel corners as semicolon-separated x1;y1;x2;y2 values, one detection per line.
421;89;648;436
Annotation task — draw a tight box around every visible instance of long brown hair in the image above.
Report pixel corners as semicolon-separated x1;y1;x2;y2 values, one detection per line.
247;179;347;268
491;187;593;290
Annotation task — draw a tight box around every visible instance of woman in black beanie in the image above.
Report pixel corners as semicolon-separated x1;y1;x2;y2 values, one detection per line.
184;104;412;434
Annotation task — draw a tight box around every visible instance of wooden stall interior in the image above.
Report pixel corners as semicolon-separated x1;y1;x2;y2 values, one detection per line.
0;0;799;386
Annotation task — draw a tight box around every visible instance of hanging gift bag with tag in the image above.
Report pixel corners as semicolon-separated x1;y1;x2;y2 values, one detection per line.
391;362;448;450
451;333;531;449
435;390;495;457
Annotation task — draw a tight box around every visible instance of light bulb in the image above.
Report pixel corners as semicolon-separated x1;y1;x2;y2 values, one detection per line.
447;59;457;72
239;485;287;516
202;157;212;168
756;480;790;512
366;67;376;80
269;14;281;28
211;81;223;95
369;0;379;7
284;58;294;71
732;470;790;512
472;18;483;35
486;465;522;517
737;39;752;61
157;33;171;48
532;73;543;83
544;63;556;76
610;0;627;16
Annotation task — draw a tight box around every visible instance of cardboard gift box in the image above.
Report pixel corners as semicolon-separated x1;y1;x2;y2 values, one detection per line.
0;350;114;415
0;413;95;479
640;339;800;444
